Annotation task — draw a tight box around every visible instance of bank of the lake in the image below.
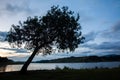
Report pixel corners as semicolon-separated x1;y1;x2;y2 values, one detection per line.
0;68;120;80
1;62;120;72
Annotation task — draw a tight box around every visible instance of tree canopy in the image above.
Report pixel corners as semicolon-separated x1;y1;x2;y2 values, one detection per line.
6;6;84;73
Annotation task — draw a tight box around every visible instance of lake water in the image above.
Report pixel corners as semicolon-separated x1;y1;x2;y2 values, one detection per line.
0;62;120;72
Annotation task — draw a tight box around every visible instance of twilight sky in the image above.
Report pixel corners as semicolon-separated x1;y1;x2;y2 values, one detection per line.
0;0;120;61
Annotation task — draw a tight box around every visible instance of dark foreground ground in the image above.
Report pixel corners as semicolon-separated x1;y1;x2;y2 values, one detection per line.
0;68;120;80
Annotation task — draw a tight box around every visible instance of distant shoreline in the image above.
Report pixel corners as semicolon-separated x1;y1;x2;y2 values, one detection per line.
34;55;120;63
1;54;120;65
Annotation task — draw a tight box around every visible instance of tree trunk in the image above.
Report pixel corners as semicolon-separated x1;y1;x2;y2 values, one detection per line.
20;47;39;74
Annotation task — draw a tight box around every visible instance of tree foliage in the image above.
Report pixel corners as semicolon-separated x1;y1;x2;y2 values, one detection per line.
6;6;84;55
6;6;84;73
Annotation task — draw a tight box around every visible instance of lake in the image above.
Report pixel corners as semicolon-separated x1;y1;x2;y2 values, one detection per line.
0;62;120;72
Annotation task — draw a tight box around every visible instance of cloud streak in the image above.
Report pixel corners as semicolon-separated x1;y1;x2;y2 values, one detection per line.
101;21;120;40
84;32;97;43
5;3;31;14
83;41;120;50
81;21;120;55
0;0;33;16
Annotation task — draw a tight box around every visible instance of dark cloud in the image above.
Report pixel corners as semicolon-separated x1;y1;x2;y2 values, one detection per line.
82;22;120;54
0;0;32;16
94;41;120;50
82;21;120;55
84;32;97;42
101;21;120;40
81;41;120;56
112;22;120;32
5;3;32;14
83;41;120;50
83;21;120;43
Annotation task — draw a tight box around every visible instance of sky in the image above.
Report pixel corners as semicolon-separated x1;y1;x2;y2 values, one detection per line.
0;0;120;61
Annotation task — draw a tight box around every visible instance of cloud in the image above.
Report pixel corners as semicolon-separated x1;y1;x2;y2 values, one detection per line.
0;0;32;16
96;41;120;50
0;0;34;31
84;32;97;42
101;21;120;41
112;22;120;31
0;47;30;53
82;41;120;56
5;3;31;14
81;21;120;55
84;41;120;50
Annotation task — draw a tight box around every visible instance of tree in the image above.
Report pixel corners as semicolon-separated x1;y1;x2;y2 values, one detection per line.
6;6;84;73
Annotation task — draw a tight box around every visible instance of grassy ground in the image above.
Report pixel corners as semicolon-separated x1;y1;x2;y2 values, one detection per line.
0;68;120;80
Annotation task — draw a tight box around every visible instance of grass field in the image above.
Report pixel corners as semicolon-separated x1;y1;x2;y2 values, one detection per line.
0;68;120;80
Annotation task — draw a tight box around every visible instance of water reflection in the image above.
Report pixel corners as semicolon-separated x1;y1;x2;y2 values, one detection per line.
0;64;7;72
5;65;22;72
0;62;120;72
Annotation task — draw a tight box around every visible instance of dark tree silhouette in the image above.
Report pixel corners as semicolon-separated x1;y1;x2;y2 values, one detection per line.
6;6;84;73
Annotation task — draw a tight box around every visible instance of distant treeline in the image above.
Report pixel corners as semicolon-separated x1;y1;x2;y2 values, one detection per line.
0;57;13;65
1;55;120;64
35;55;120;63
